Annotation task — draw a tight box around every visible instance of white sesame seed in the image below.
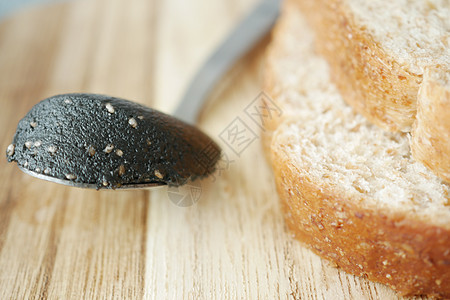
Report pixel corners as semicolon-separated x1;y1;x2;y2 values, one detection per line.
87;145;96;156
102;181;108;187
64;99;72;104
115;149;123;157
105;103;115;114
128;117;137;128
34;140;42;147
30;121;37;128
154;170;163;179
386;274;392;279
65;174;77;180
104;144;114;153
44;168;50;175
25;141;33;149
35;168;41;173
138;115;144;120
6;144;15;156
118;165;125;176
47;145;57;154
23;161;29;167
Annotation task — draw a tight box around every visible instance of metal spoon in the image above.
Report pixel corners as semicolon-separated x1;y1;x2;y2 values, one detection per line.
5;0;280;189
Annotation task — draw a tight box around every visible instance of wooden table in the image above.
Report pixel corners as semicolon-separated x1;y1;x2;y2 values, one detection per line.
0;0;420;298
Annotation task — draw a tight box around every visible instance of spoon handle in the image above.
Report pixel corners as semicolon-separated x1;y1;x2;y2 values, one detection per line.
173;0;281;124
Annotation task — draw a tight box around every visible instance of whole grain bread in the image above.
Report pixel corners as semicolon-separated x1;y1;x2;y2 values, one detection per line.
293;0;450;183
264;2;450;297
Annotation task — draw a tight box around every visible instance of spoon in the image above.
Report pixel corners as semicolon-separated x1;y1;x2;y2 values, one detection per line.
7;93;220;189
5;0;280;189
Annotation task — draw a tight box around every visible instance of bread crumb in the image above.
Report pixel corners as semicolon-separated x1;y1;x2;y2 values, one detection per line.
154;170;163;179
118;165;125;176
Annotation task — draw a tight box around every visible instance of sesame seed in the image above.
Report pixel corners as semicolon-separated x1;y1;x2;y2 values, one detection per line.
66;174;77;180
118;165;125;176
34;140;42;147
23;161;29;168
102;181;108;187
386;274;392;279
25;141;33;149
138;115;144;120
436;279;442;286
87;145;96;156
115;149;123;157
30;121;37;128
47;145;57;154
128;117;137;128
44;168;50;175
104;144;114;153
6;144;15;156
146;139;152;146
64;99;72;104
105;103;115;114
154;170;163;179
35;168;41;173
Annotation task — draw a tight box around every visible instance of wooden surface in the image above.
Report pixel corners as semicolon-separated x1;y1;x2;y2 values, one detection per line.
0;0;426;299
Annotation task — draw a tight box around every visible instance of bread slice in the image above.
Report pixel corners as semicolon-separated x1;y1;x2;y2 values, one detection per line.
264;2;450;297
293;0;450;183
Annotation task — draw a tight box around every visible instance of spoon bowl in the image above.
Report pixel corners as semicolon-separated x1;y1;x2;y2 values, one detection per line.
7;93;221;189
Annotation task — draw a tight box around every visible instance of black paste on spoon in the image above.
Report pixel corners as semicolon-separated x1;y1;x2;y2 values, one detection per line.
6;93;221;189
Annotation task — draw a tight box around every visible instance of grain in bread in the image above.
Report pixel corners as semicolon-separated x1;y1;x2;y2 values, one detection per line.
264;3;450;297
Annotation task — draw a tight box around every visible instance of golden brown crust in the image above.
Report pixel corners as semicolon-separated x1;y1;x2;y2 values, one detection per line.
271;142;450;297
261;16;291;159
411;68;450;183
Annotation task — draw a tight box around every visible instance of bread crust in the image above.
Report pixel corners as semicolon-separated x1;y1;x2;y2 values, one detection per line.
261;55;279;157
261;19;292;159
294;0;420;133
411;68;450;183
272;141;450;297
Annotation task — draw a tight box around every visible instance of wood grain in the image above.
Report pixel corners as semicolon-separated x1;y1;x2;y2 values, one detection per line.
0;0;429;299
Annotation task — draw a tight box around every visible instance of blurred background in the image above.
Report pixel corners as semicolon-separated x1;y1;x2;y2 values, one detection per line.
0;0;258;114
0;0;65;19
